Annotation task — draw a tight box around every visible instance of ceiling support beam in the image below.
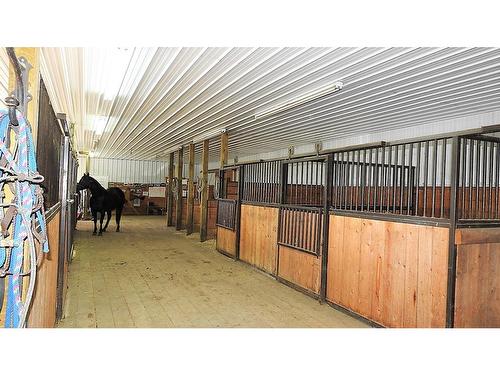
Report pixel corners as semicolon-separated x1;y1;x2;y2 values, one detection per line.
200;140;209;242
166;153;175;227
175;147;184;231
186;143;195;235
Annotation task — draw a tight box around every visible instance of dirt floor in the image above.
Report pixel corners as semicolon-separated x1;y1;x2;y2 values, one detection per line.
57;216;368;328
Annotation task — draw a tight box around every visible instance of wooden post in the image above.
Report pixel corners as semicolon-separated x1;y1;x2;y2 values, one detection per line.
175;147;184;231
166;153;175;227
200;140;209;242
220;131;228;168
219;131;228;198
186;143;195;235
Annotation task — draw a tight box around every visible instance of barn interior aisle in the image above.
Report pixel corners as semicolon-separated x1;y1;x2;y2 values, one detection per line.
58;216;367;328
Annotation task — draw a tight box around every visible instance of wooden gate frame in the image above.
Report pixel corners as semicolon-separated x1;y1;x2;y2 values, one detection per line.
275;155;332;301
215;165;243;260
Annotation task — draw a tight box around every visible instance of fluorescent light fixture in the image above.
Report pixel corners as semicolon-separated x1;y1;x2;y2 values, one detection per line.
90;115;109;137
192;127;227;144
164;145;183;155
254;81;344;120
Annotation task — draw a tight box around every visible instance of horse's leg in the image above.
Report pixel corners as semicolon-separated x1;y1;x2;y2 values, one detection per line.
92;210;97;235
115;207;123;232
103;210;112;232
98;211;105;236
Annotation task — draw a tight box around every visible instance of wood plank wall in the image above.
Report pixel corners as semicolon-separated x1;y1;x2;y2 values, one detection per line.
454;228;500;327
27;213;61;327
216;227;237;257
239;205;279;274
327;214;449;328
277;245;321;294
110;183;166;215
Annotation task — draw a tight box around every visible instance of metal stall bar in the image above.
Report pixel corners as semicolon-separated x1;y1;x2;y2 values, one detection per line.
446;136;461;328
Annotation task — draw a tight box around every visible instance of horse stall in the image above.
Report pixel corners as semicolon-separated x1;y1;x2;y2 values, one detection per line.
217;133;500;328
167;170;218;239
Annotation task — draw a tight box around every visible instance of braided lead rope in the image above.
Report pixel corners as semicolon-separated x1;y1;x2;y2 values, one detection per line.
0;108;48;328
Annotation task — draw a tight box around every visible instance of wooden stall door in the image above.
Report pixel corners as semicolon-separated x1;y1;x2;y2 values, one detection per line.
276;158;327;296
326;214;449;328
454;228;500;328
239;205;279;274
216;168;240;258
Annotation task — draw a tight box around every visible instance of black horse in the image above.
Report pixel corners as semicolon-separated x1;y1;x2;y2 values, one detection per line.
77;173;126;235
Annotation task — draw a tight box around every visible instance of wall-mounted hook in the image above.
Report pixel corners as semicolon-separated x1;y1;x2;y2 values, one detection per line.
5;96;19;126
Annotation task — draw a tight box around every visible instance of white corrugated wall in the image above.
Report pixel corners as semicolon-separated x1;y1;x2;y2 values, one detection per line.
89;157;168;184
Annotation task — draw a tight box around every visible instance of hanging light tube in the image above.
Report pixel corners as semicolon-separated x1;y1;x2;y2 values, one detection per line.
192;127;227;144
164;145;183;155
254;81;344;120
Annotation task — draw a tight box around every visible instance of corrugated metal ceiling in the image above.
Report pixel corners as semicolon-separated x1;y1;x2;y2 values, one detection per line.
39;47;500;162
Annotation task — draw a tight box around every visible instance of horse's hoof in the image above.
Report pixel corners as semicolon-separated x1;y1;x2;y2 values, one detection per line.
98;232;103;236
92;232;97;236
102;229;106;232
116;229;120;232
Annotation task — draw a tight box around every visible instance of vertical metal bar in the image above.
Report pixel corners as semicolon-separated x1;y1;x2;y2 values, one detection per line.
407;143;413;215
304;161;309;205
56;135;70;320
260;162;264;202
431;139;437;218
319;160;324;207
361;149;366;211
166;152;175;226
339;152;344;209
415;142;421;216
367;149;373;212
446;136;460;328
400;144;406;215
343;152;349;209
350;151;355;210
440;139;447;218
392;145;398;214
386;146;392;212
460;138;467;219
482;141;487;219
423;141;429;217
475;140;480;219
343;153;349;210
248;165;253;201
373;148;379;212
488;142;494;219
320;155;332;302
468;139;473;219
262;162;267;203
380;146;386;212
496;143;500;219
275;161;280;204
317;160;322;208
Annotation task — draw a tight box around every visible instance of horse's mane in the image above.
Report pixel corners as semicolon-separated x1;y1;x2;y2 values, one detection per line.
86;176;107;195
